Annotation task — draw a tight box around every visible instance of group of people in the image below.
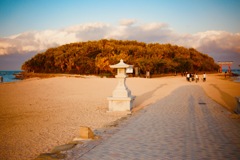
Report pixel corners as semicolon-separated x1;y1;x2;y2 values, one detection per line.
186;72;206;83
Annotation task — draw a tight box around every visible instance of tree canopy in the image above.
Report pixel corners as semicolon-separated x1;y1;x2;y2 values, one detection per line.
22;39;219;75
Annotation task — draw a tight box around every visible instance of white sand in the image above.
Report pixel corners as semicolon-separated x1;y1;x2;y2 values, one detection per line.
0;74;239;160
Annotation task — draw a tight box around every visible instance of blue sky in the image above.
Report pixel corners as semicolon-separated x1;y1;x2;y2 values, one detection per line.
0;0;240;70
1;0;239;36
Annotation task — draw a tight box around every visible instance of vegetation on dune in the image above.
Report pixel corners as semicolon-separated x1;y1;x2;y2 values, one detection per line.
22;39;219;76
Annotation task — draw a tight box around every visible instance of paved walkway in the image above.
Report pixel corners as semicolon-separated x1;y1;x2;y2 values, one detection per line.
65;85;240;160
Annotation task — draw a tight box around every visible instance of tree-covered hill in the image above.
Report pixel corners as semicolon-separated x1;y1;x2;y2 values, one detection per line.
22;39;219;75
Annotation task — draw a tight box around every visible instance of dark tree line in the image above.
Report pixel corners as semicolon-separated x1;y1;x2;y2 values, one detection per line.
22;39;219;75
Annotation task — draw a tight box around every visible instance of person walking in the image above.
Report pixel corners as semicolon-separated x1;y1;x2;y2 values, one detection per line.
195;73;199;83
203;73;206;82
186;73;190;81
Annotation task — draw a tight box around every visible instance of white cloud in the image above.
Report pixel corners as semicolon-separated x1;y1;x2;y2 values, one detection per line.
140;22;168;31
105;22;173;43
0;21;240;59
65;22;109;32
119;19;137;26
0;40;13;55
189;31;240;54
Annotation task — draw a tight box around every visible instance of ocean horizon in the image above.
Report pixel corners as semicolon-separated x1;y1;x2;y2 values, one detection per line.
0;70;22;83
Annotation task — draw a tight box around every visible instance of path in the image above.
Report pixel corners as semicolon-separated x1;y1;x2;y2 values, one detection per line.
65;85;240;160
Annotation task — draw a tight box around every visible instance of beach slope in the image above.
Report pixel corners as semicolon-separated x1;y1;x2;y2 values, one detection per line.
0;74;239;160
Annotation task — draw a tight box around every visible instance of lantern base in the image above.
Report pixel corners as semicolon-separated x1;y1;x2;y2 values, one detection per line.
107;96;135;112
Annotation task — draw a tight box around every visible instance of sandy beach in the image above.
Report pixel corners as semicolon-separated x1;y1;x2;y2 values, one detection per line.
0;73;239;160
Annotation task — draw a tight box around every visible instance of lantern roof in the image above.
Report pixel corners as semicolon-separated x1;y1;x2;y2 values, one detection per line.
110;59;129;68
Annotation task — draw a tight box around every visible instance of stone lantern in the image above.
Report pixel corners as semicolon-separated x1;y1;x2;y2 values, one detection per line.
107;59;135;112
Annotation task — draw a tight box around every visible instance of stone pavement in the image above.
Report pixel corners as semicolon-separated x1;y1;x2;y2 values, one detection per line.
65;85;240;160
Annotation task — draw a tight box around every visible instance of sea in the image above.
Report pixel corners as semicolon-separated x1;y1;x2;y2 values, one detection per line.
230;69;240;82
0;70;22;83
0;70;240;83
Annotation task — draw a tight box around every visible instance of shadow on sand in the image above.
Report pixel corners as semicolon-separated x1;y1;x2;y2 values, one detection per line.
133;84;167;111
210;84;236;112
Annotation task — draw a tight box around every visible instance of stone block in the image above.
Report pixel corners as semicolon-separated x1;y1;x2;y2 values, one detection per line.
108;96;135;112
79;126;95;139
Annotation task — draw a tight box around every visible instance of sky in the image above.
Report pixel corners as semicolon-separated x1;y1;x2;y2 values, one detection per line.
0;0;240;70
